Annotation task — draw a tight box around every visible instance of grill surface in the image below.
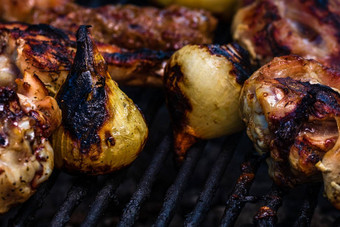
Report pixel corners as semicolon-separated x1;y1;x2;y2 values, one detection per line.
0;0;340;226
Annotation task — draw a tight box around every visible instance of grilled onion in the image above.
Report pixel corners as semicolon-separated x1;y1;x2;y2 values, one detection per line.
52;26;148;175
164;43;252;160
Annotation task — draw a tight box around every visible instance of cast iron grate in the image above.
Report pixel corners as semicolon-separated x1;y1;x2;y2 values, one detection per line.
0;86;338;227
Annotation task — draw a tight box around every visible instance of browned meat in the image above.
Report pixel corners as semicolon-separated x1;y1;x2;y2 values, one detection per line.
0;22;170;95
232;0;340;70
0;1;217;51
240;55;340;209
0;70;61;214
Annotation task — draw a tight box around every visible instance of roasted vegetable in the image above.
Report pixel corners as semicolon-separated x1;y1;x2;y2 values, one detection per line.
0;71;61;214
240;55;340;209
164;43;252;160
52;26;148;175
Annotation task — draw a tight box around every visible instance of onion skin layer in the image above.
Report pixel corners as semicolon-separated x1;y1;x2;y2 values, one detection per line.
52;26;148;175
164;43;252;160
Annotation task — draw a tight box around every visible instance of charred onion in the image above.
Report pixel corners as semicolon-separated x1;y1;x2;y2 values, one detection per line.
52;26;148;175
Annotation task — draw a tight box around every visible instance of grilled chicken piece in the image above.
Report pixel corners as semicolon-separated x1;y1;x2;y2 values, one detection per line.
0;71;61;214
52;26;148;175
0;22;169;95
240;55;340;209
164;43;252;160
232;0;340;70
0;0;217;51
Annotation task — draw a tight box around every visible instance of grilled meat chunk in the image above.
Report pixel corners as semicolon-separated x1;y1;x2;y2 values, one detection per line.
232;0;340;70
52;26;148;175
0;1;217;51
240;55;340;209
164;43;252;160
0;22;170;95
0;71;61;214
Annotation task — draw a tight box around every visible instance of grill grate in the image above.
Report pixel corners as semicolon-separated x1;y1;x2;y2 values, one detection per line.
184;133;241;227
220;152;263;227
118;134;171;227
1;86;337;227
51;176;94;227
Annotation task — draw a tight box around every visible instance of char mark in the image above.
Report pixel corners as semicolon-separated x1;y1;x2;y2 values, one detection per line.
102;48;172;66
271;77;340;150
164;64;192;133
27;24;70;41
205;43;253;84
0;87;23;120
57;26;108;154
314;0;328;10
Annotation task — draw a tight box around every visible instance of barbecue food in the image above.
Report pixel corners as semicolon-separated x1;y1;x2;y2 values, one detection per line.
0;22;169;95
164;43;252;160
240;55;340;209
232;0;340;70
0;71;61;214
152;0;238;16
52;26;148;175
0;0;217;51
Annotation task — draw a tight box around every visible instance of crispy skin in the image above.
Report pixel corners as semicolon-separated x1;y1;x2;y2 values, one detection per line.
240;55;340;209
0;22;170;95
0;1;217;51
0;71;61;213
232;0;340;70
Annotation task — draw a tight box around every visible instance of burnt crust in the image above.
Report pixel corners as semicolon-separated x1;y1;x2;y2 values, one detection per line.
265;77;340;186
164;64;192;134
205;43;253;84
0;22;172;88
56;26;108;153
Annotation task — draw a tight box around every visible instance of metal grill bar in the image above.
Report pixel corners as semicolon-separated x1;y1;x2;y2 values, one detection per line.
254;184;284;227
293;183;321;227
137;88;165;125
153;141;207;227
50;176;96;227
117;134;171;227
220;153;263;227
80;169;127;227
184;133;241;226
10;171;60;227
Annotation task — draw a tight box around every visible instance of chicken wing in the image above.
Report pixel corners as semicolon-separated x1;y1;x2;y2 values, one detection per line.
240;55;340;209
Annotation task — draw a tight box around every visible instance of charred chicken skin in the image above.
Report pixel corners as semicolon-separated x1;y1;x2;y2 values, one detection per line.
0;70;61;214
232;0;340;70
0;22;170;95
240;55;340;209
0;0;217;51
